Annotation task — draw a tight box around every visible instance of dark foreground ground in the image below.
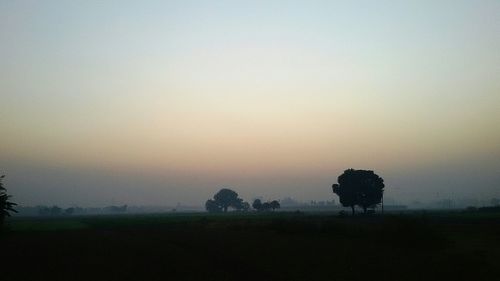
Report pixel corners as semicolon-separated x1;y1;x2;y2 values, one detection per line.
1;211;500;281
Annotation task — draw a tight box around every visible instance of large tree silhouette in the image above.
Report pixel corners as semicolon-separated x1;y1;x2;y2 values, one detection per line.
0;175;17;229
332;169;384;214
206;188;246;213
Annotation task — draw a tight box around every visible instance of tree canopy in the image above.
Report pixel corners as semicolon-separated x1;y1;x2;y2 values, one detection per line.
270;200;280;211
205;188;248;213
252;199;263;211
332;169;384;214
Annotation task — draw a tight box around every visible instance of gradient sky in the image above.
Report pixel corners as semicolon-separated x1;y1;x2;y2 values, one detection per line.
1;0;499;207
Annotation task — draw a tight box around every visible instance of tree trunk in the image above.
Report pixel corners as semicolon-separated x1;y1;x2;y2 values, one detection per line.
223;206;228;212
351;206;355;215
363;206;367;214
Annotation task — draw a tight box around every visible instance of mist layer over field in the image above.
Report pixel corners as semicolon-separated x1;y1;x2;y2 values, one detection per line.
1;1;499;207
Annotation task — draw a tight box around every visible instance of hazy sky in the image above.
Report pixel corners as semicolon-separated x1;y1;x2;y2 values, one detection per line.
1;0;499;207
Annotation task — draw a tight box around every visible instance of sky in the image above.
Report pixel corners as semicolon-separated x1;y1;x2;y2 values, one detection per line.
1;0;499;207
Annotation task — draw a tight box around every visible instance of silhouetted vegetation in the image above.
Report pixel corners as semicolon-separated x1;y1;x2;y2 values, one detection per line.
270;200;280;211
252;198;263;210
252;199;280;211
205;188;249;213
64;207;75;215
205;198;223;213
103;204;128;213
38;205;63;216
465;206;500;213
0;175;17;229
332;169;384;214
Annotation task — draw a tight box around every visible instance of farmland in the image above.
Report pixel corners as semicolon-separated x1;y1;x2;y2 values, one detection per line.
1;211;499;281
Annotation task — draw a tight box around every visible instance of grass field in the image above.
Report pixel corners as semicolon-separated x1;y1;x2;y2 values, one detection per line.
1;211;500;281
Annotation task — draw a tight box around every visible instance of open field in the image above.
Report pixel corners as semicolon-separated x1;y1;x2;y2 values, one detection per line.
2;211;500;281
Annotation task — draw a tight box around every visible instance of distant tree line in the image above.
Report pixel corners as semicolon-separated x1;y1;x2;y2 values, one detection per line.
205;188;280;213
252;199;280;211
36;204;128;216
38;205;68;216
466;205;500;213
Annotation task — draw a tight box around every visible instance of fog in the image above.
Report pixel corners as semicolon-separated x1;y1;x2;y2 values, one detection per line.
2;152;498;209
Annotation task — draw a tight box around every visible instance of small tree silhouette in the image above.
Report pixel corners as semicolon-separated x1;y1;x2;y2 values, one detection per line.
270;200;280;211
0;175;17;229
252;199;263;211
